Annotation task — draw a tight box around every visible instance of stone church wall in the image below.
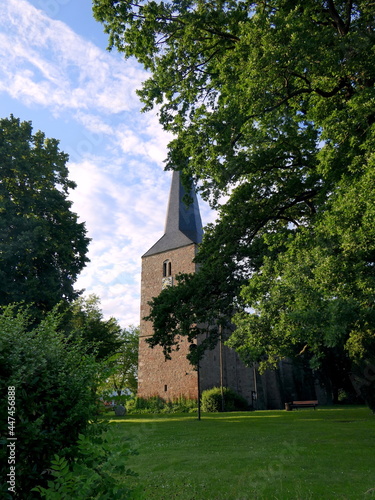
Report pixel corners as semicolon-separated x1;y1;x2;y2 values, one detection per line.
199;342;291;409
138;243;199;400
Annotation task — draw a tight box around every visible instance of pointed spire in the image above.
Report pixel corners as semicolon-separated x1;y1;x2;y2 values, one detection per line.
143;171;203;257
164;171;203;241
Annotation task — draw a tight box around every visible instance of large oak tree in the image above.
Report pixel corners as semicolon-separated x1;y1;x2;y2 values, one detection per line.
93;1;375;408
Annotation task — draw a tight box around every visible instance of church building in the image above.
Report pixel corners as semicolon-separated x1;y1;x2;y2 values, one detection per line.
138;172;318;409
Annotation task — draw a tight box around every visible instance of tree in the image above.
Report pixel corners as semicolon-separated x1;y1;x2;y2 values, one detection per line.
67;297;138;395
67;294;124;361
93;1;375;407
229;166;375;406
104;325;139;397
0;115;90;315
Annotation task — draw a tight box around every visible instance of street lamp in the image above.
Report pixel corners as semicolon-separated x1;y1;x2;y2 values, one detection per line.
189;344;201;421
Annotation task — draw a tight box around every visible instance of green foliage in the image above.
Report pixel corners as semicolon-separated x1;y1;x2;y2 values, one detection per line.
66;295;124;361
229;166;375;407
127;396;165;413
102;325;139;395
32;430;135;499
126;395;197;414
201;387;249;413
162;396;198;414
0;305;105;497
93;1;375;408
0;115;89;316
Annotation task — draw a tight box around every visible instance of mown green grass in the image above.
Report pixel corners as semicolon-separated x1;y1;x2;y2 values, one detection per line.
104;406;375;500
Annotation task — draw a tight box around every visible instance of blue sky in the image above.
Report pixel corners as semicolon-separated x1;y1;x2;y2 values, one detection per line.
0;0;213;326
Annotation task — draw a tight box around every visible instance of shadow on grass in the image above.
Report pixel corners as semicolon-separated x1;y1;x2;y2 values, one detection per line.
105;405;372;424
103;406;375;499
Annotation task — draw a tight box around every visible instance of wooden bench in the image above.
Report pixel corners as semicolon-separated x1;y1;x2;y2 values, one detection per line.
286;400;318;410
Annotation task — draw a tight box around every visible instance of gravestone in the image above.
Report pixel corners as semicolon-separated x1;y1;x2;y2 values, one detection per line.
114;404;126;416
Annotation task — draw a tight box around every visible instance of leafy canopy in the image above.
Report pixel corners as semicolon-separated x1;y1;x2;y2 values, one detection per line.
0;115;90;314
67;294;124;361
93;1;375;405
101;325;139;397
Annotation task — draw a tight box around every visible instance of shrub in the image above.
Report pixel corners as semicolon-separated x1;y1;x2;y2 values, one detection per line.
125;395;197;414
0;305;105;498
129;395;166;413
161;395;198;414
201;387;249;412
32;429;136;499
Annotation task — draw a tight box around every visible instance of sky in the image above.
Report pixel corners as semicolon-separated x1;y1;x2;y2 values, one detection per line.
0;0;214;327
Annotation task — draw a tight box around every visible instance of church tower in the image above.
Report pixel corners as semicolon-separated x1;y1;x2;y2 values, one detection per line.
138;171;320;408
138;171;203;400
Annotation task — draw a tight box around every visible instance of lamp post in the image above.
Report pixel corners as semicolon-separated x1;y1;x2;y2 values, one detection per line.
252;364;258;409
219;325;224;412
197;359;201;421
190;343;201;421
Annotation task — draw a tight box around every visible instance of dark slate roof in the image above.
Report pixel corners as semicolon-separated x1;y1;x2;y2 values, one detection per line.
142;171;203;257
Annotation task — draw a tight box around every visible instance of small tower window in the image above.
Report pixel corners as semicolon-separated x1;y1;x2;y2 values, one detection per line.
162;260;173;289
163;260;172;277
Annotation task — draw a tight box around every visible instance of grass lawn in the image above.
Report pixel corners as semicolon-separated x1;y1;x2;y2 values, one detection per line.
104;406;375;500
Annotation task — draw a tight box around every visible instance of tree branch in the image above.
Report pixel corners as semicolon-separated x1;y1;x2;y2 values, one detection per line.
326;0;351;35
314;77;351;98
199;26;240;42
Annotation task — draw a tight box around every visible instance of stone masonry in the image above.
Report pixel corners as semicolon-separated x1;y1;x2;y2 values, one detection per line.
138;243;199;400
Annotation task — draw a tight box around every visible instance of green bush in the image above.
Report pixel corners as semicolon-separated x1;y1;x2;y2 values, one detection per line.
161;395;198;414
33;429;136;499
0;305;105;498
201;387;249;412
129;395;166;413
126;395;197;414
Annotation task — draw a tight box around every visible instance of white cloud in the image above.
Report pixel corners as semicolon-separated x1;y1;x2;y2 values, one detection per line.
0;0;215;327
0;0;148;115
74;112;114;136
68;154;171;325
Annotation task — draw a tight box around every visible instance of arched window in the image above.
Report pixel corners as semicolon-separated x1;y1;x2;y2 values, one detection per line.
163;260;172;277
